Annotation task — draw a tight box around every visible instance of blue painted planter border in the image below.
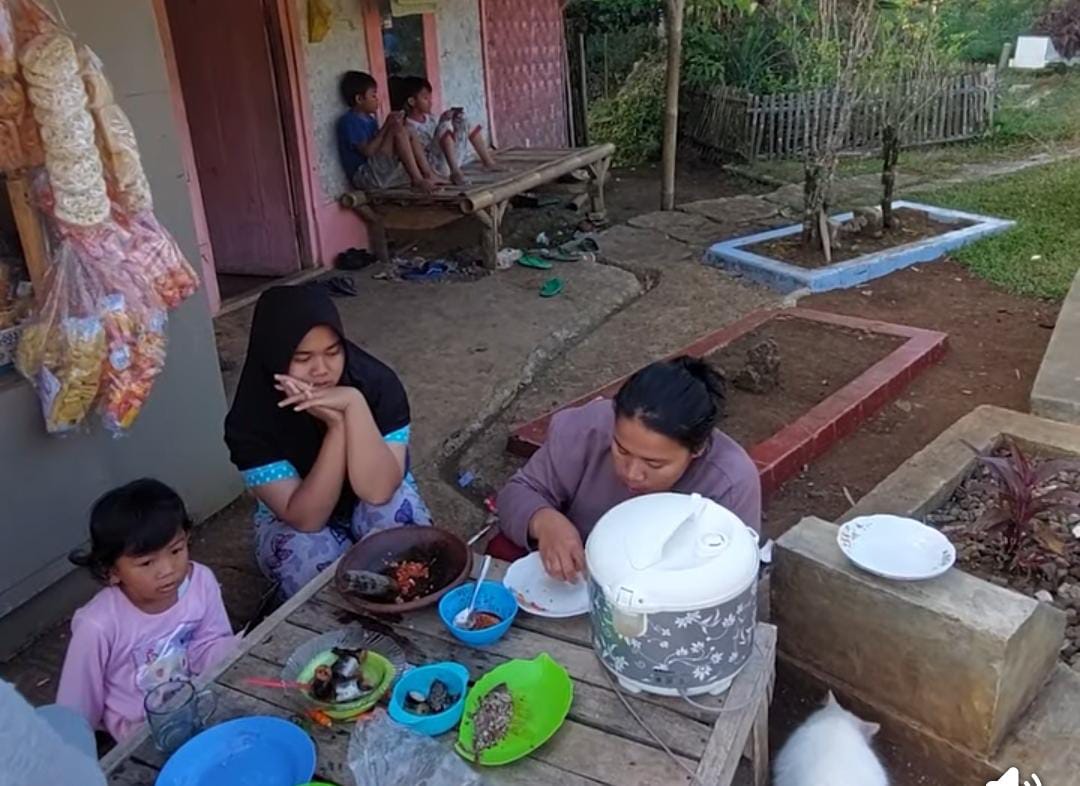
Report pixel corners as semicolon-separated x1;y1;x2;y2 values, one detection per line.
704;200;1015;294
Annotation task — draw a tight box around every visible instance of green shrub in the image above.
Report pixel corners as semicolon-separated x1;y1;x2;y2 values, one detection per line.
683;12;794;93
940;0;1051;63
588;53;666;166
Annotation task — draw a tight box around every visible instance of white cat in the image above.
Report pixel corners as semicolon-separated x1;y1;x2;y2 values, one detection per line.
773;690;889;786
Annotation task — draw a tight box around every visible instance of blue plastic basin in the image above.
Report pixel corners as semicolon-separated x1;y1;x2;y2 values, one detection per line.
155;716;315;786
388;661;470;736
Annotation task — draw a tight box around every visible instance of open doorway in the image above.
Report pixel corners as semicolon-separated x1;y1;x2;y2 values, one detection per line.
367;0;440;113
163;0;306;303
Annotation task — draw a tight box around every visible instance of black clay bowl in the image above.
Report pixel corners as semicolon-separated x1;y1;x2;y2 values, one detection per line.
334;526;473;615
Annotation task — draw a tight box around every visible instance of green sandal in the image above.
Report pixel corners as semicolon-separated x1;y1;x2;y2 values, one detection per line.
517;254;552;270
539;277;564;298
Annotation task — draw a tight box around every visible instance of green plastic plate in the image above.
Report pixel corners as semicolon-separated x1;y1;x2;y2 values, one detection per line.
455;653;573;766
297;650;395;720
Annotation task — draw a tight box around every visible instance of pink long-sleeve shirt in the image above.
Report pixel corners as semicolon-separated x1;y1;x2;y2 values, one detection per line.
498;399;762;548
56;562;238;742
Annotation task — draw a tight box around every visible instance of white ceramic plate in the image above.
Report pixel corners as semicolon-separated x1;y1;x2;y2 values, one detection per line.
502;551;589;618
837;515;956;581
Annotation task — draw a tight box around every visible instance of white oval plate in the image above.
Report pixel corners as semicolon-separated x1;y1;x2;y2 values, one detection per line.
837;515;956;581
503;551;589;618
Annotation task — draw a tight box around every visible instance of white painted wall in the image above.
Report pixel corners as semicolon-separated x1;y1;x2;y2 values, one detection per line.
436;0;489;133
292;0;490;202
295;0;369;202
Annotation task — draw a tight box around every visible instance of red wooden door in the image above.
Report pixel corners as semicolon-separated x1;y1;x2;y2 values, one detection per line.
164;0;300;276
482;0;568;149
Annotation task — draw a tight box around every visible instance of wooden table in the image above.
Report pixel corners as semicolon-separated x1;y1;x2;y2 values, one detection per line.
103;559;775;786
341;144;614;270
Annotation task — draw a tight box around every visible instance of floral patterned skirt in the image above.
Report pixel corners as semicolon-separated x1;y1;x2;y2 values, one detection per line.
253;476;432;599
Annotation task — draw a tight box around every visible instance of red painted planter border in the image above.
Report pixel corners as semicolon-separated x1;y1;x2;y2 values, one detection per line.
507;307;948;496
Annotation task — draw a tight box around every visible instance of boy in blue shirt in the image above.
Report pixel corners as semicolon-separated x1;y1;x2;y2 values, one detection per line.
336;71;436;192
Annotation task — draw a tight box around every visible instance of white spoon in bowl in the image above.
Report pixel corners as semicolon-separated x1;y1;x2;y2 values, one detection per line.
454;555;492;629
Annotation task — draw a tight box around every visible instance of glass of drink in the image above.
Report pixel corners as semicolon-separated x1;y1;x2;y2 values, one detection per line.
143;679;216;753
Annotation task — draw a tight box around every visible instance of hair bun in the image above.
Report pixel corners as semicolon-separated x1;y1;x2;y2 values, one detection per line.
673;355;726;405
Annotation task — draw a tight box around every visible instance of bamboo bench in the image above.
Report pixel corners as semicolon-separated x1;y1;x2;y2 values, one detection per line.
340;143;614;269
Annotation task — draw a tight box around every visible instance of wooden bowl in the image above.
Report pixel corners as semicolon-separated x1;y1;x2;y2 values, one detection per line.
334;526;473;615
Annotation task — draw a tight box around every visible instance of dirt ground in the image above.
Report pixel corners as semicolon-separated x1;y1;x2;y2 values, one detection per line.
706;316;904;447
763;260;1059;540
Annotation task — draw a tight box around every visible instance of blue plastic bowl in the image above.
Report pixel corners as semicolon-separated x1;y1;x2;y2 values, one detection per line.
388;661;470;736
437;580;518;646
155;716;315;786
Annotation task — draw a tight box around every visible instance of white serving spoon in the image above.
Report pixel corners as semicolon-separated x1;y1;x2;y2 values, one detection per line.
454;555;492;629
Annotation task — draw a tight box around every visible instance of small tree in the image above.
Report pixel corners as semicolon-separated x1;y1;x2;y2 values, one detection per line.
778;0;881;260
874;2;952;228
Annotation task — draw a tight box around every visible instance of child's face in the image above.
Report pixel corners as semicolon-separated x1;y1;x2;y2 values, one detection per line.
356;86;379;114
111;531;190;611
409;87;433;115
288;325;345;389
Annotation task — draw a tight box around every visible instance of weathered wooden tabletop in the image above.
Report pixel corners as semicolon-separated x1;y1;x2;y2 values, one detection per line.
104;559;775;786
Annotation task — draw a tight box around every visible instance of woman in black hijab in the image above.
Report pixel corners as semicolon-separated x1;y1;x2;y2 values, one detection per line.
224;285;430;598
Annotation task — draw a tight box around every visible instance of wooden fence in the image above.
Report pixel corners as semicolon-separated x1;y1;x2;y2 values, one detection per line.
684;67;998;161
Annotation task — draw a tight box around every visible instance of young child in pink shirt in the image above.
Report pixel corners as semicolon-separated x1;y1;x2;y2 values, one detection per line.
56;479;238;742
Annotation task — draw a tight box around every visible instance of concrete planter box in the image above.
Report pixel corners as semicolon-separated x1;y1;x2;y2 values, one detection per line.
1031;268;1080;424
704;200;1014;294
774;406;1080;783
508;308;947;495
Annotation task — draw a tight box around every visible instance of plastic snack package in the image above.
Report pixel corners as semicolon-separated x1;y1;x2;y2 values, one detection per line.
348;710;487;786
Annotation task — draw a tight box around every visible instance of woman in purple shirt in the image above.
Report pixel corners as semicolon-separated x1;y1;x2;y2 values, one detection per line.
497;356;761;581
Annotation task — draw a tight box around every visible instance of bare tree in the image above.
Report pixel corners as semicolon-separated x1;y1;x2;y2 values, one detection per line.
782;0;880;261
875;3;948;227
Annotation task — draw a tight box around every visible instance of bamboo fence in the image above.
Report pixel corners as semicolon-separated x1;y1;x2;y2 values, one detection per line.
684;67;998;161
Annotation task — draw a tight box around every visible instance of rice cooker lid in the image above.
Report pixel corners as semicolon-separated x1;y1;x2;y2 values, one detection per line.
586;492;759;613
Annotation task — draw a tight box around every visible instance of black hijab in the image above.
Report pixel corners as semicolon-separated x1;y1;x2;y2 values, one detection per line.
224;285;411;517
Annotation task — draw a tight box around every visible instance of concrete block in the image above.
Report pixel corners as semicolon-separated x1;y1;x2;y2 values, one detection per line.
773;516;1066;755
1031;268;1080;424
845;405;1080;523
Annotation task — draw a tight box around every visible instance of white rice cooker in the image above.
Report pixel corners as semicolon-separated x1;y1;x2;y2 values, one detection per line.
586;492;760;697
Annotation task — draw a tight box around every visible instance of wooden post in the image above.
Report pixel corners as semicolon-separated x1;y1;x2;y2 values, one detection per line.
5;176;49;304
660;0;685;211
998;41;1012;71
577;32;589;146
475;201;506;270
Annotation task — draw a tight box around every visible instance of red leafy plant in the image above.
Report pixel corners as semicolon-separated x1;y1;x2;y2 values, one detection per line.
964;438;1080;570
1034;0;1080;60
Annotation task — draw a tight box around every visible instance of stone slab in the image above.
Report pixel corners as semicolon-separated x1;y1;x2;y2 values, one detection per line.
626;209;728;247
1031;268;1080;424
844;405;1080;522
594;224;696;272
679;195;780;228
772;516;1066;755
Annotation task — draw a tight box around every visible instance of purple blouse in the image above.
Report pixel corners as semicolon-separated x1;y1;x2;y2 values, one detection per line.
497;399;761;548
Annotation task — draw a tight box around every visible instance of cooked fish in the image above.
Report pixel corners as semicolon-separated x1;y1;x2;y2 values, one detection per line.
341;569;398;598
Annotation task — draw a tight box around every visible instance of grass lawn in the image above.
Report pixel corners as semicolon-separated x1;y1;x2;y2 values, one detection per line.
747;69;1080;184
909;159;1080;300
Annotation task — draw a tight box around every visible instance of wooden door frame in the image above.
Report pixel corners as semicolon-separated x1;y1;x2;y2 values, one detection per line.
152;0;320;314
362;2;443;115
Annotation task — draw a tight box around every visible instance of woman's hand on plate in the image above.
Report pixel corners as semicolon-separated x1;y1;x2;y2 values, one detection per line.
530;509;585;583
